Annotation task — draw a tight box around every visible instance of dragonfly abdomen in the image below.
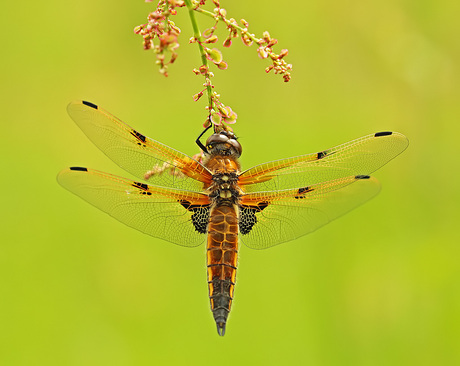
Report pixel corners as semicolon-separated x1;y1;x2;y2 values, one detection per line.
207;204;239;336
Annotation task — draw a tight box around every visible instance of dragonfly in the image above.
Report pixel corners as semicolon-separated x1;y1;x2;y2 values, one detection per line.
57;100;408;336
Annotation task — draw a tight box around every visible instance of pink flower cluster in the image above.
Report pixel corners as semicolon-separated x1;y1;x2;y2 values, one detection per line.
257;32;292;82
135;0;292;130
134;0;185;76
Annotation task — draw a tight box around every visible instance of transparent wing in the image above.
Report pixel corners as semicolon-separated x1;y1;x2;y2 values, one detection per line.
239;175;380;249
239;132;408;192
66;101;212;191
57;167;210;247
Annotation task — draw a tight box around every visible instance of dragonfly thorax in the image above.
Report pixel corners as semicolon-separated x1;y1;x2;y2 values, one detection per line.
208;171;240;205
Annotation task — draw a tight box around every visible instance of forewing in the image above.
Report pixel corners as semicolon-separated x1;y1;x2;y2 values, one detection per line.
66;101;212;191
57;167;210;247
239;175;380;249
239;132;408;192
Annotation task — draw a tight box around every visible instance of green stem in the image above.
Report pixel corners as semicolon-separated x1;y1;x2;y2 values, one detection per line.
184;0;213;110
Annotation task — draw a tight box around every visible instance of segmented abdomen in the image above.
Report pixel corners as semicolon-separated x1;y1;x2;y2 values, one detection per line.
207;204;238;336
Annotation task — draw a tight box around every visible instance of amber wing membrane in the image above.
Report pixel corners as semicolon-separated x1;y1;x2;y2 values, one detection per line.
66;101;212;191
57;167;210;247
239;132;408;192
239;175;380;249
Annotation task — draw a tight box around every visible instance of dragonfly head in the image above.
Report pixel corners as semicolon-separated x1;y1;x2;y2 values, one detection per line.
205;131;242;157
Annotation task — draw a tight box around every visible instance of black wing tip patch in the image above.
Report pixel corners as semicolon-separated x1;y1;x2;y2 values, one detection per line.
69;166;88;172
355;175;370;180
82;101;98;109
374;131;393;137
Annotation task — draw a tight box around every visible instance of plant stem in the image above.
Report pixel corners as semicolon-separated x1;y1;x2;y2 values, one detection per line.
184;0;213;110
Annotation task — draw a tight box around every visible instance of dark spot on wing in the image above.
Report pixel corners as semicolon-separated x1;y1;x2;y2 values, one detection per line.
179;200;210;234
82;101;98;109
374;131;392;137
355;175;370;180
130;129;146;144
69;167;88;172
295;186;314;199
316;150;337;160
298;186;313;194
317;150;327;159
239;201;269;235
132;181;152;195
132;181;149;190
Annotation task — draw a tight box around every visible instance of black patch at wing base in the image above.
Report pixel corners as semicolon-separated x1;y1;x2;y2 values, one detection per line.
179;200;210;234
239;201;269;235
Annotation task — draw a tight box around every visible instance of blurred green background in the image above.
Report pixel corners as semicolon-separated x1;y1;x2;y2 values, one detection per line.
1;0;459;365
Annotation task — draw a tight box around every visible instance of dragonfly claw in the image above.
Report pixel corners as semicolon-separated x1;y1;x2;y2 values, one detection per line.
216;322;226;336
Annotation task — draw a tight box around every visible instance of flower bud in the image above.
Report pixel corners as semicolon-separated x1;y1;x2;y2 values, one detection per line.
206;48;223;64
210;113;222;125
241;34;253;47
278;49;289;59
205;35;219;44
257;46;268;59
217;61;228;70
193;91;204;101
203;28;215;39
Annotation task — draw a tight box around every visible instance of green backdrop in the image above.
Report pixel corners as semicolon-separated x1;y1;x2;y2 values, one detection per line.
1;0;459;365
